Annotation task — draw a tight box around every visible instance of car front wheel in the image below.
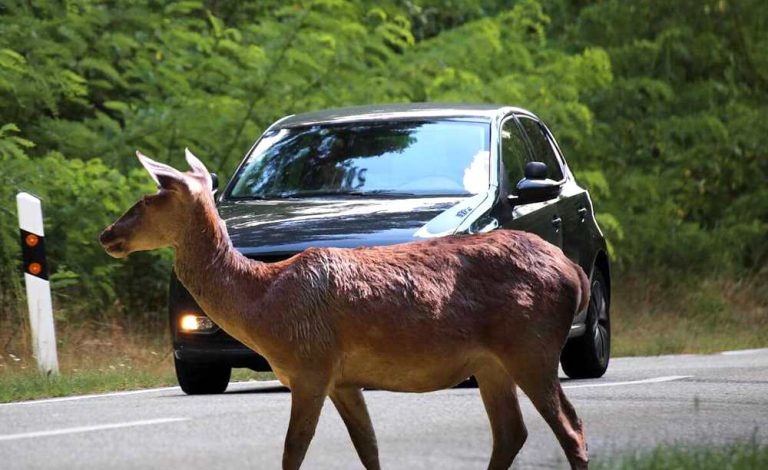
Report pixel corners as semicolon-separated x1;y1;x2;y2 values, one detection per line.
174;357;231;394
561;269;610;379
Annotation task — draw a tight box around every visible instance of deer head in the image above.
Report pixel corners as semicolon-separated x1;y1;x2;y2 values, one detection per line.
100;149;213;258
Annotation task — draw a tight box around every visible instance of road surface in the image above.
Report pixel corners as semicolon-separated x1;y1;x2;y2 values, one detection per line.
1;348;766;469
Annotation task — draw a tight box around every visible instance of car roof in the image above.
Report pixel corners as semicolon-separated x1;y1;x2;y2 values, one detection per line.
273;103;528;128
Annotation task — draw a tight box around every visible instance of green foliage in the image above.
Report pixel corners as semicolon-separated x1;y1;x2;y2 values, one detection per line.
561;0;768;274
0;129;159;320
1;0;765;325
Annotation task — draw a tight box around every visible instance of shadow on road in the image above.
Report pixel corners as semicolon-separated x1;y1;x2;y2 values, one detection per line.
226;385;290;395
219;378;480;396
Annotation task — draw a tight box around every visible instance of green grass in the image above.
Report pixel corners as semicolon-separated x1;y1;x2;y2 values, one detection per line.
0;320;276;403
0;367;276;403
611;276;768;356
593;440;768;469
0;368;177;403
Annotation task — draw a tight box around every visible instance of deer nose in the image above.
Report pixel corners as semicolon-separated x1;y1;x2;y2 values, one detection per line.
99;226;117;246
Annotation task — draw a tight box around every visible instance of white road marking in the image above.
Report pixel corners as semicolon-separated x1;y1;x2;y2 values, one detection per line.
563;375;691;389
0;386;182;407
0;380;284;408
0;418;188;442
231;379;283;388
721;348;768;356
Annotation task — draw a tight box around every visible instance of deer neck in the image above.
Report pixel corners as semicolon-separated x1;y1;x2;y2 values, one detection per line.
172;196;275;344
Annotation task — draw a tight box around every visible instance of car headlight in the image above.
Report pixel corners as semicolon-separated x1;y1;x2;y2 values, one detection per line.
179;313;217;333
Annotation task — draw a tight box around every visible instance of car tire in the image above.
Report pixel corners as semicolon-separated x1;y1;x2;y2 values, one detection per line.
561;269;610;379
174;357;231;394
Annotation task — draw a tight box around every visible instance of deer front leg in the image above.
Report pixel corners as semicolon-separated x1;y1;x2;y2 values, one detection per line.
330;387;380;470
475;364;528;470
283;381;329;470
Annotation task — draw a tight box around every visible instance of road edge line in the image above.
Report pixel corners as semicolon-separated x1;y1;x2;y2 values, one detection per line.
0;379;284;407
563;375;691;389
0;417;189;442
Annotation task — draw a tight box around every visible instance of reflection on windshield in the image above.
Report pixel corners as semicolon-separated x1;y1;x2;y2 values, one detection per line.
228;120;490;199
463;150;490;194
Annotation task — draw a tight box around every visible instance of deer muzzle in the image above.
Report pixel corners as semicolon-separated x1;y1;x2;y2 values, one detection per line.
99;226;128;258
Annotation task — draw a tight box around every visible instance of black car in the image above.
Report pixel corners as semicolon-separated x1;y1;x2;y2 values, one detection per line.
169;103;611;394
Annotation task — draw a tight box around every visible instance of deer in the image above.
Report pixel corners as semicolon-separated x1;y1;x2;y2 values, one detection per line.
99;149;591;470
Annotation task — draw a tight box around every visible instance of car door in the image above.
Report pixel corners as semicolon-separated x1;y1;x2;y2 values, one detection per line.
549;137;595;275
518;115;592;271
498;115;563;248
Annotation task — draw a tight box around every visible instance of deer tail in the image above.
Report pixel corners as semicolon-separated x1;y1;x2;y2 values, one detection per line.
576;264;591;316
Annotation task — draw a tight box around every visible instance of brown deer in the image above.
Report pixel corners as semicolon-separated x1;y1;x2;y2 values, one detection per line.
99;150;590;470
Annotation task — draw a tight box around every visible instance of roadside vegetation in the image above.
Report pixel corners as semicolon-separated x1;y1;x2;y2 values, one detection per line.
0;365;274;403
0;320;274;402
593;440;768;470
0;321;174;402
1;0;765;398
612;276;768;357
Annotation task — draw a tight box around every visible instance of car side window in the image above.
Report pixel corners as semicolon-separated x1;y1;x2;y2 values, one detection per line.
518;117;564;181
501;118;530;192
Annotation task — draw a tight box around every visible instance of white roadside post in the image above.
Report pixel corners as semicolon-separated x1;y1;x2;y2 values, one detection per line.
16;192;59;376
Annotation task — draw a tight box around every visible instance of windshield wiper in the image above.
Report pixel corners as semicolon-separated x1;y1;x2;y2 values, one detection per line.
270;190;420;198
274;190;366;198
235;190;464;200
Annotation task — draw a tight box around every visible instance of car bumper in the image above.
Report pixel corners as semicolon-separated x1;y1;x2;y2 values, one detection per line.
174;342;272;371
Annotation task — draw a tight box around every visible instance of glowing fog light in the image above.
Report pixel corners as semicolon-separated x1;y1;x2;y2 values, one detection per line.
179;313;216;332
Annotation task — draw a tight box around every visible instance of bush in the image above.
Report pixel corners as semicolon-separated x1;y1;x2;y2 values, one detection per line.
1;0;766;331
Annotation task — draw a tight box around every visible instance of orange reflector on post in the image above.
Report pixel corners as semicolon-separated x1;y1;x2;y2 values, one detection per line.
28;262;43;275
25;234;39;247
17;192;59;376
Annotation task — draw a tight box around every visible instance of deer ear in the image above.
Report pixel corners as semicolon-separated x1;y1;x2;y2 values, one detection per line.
185;148;213;191
136;151;187;191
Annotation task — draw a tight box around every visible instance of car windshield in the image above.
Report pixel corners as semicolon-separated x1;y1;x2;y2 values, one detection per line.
227;120;490;199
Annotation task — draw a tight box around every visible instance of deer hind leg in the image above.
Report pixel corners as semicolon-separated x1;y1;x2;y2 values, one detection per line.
283;379;330;470
330;386;380;470
514;364;588;470
558;385;586;450
475;363;528;470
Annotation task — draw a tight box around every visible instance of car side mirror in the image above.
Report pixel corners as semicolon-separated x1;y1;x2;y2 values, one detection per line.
524;161;547;180
211;173;219;193
508;161;562;206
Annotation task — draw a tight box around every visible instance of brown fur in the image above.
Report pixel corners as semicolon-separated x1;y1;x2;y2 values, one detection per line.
100;152;590;469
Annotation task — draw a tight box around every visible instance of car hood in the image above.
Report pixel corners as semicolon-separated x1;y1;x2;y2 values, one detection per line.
217;193;492;256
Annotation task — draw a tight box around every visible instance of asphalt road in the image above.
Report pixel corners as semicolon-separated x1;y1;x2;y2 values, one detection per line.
1;348;766;469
